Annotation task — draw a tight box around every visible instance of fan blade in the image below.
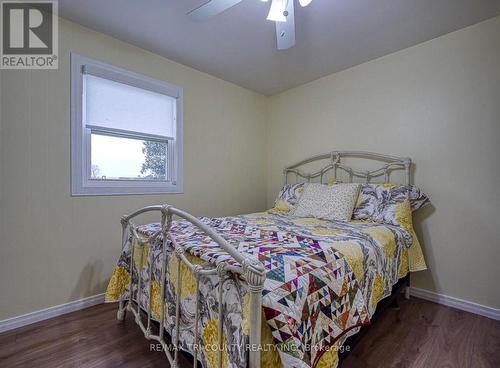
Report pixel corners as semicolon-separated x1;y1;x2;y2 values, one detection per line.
189;0;243;21
275;0;295;49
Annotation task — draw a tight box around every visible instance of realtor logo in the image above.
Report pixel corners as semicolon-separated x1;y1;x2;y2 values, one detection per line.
1;0;58;69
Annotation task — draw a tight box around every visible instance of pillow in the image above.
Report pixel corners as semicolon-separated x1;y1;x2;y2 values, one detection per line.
270;183;306;213
328;180;429;211
352;184;430;221
292;183;360;221
352;184;430;224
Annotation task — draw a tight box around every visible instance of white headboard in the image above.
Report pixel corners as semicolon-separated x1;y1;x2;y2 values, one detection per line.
284;151;412;185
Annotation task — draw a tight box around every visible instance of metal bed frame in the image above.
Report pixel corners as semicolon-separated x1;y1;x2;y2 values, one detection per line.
116;151;412;368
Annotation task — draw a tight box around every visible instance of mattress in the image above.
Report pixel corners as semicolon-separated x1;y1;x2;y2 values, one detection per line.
105;211;426;368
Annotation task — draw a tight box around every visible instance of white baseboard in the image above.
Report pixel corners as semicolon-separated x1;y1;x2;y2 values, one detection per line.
1;288;498;334
410;287;500;321
0;293;105;333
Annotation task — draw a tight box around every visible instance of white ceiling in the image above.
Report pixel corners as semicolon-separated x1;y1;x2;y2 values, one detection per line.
59;0;500;95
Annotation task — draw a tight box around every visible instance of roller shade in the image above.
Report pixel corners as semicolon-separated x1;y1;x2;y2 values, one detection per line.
83;73;176;138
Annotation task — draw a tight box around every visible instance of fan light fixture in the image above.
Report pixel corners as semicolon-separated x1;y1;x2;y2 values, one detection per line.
262;0;312;7
267;0;287;22
188;0;314;50
299;0;312;6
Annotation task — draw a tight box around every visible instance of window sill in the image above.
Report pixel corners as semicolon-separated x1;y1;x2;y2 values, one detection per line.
71;185;183;196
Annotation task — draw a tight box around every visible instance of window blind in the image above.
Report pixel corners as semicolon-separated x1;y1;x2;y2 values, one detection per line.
83;73;175;138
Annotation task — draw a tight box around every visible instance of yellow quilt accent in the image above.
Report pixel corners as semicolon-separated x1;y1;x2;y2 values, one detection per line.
362;226;397;259
247;212;274;224
169;253;205;298
331;242;364;281
399;249;409;278
326;178;337;185
246;212;272;218
133;240;150;269
371;275;385;310
350;219;369;224
150;280;163;320
355;192;364;208
316;343;340;368
395;200;427;272
311;227;342;236
242;294;283;367
292;217;328;226
260;316;283;368
202;319;229;368
105;266;130;301
394;200;413;234
271;199;293;213
408;236;427;272
380;183;398;188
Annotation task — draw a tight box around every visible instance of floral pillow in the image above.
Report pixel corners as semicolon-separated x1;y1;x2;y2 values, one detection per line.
352;184;429;222
270;183;306;213
350;183;429;271
407;184;430;211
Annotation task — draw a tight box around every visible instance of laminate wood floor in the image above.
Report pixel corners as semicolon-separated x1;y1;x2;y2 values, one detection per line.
1;297;499;367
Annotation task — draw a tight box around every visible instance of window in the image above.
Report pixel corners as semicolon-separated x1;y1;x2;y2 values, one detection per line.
71;54;183;195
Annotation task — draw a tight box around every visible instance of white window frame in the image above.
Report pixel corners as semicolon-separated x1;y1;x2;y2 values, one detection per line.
70;53;183;196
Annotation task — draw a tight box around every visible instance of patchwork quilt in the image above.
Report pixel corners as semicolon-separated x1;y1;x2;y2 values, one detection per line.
106;212;425;368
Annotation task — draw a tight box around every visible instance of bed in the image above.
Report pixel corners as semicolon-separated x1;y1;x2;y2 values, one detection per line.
105;151;428;368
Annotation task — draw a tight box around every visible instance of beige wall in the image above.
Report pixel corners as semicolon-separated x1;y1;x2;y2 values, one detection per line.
267;16;500;309
0;19;268;320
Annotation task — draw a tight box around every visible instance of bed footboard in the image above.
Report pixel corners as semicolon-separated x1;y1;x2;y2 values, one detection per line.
117;205;266;368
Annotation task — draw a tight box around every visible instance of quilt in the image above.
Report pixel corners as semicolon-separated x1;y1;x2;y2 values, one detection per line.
105;211;425;368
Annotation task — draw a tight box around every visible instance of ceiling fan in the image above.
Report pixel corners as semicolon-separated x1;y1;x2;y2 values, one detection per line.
188;0;313;50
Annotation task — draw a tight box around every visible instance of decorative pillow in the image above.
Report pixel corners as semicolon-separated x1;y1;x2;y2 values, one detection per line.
407;185;430;211
270;183;306;213
292;183;360;221
353;184;429;221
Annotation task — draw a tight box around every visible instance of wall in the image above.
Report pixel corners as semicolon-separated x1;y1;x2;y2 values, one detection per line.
0;19;268;320
267;16;500;309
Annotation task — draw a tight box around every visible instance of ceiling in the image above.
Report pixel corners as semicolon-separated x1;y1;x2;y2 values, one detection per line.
58;0;500;95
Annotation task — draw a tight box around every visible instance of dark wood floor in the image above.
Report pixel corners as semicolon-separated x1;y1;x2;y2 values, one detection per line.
1;297;499;368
